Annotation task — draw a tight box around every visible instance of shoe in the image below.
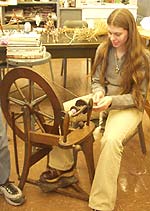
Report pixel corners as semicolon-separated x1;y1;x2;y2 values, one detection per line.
92;209;112;211
0;180;25;206
93;209;101;211
39;166;75;183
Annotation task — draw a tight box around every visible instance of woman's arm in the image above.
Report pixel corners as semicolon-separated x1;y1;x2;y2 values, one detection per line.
92;60;149;112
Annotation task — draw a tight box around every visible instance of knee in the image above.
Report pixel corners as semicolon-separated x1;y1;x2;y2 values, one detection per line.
102;134;124;155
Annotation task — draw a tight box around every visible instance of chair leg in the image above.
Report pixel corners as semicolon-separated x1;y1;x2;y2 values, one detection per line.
86;58;91;75
63;58;67;88
48;60;54;81
61;58;65;76
60;58;67;87
138;121;147;154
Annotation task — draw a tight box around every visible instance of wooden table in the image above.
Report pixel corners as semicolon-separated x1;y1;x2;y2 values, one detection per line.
45;43;99;87
1;34;102;87
0;42;99;87
40;33;103;87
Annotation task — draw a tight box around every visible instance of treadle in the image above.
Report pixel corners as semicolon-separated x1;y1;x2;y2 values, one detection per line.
38;176;89;201
38;176;78;192
54;184;89;201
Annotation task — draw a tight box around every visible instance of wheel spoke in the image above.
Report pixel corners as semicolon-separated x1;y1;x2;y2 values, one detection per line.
9;96;26;106
32;94;48;107
13;81;28;103
34;109;54;121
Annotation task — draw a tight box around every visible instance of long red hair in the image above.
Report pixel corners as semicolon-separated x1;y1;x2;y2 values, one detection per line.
92;8;150;109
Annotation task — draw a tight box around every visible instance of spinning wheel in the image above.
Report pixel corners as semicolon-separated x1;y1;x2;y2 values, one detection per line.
0;67;95;201
0;66;62;141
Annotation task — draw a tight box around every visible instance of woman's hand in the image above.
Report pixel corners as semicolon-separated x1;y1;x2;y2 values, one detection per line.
92;91;105;106
93;96;112;112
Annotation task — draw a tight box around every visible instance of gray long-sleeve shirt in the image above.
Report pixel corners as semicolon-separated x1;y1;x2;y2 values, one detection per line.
92;45;149;110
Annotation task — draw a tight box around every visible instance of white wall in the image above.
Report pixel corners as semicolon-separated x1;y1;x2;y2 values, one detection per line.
0;0;17;5
7;0;17;5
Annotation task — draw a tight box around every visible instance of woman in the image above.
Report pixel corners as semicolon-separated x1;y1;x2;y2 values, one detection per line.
40;8;150;211
88;8;150;211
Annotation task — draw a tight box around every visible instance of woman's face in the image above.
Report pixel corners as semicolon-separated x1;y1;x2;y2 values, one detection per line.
108;25;128;49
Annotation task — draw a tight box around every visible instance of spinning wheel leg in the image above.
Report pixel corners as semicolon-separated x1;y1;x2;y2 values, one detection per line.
80;134;95;183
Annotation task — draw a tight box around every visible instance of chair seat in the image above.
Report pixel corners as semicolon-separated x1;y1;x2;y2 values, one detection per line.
92;119;146;155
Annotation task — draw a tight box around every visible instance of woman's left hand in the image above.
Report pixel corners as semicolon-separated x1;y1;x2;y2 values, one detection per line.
92;96;112;112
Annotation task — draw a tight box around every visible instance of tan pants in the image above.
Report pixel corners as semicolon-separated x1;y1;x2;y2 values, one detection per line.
49;95;143;211
89;108;142;211
49;94;97;170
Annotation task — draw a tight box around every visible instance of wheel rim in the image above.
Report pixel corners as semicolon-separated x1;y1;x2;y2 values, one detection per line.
0;67;63;141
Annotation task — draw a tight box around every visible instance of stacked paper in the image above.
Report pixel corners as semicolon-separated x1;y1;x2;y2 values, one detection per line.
7;32;45;59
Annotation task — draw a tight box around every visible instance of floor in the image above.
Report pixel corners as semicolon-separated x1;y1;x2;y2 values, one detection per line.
0;59;150;211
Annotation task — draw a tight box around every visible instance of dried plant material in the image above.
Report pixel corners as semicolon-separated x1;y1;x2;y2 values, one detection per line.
43;22;107;43
93;19;108;36
64;28;98;43
60;20;108;43
59;27;106;43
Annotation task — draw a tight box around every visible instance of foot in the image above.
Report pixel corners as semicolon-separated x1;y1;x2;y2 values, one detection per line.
0;180;25;206
39;166;75;183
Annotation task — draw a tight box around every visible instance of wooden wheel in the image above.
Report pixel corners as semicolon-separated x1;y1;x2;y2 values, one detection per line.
0;67;63;141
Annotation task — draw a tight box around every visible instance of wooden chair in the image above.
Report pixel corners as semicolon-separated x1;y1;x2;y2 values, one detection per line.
134;121;146;154
93;115;147;155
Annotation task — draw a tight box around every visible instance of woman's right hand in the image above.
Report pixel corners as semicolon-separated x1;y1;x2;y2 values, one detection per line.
92;91;105;106
92;96;112;112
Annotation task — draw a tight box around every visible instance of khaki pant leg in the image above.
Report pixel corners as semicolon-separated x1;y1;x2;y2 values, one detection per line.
49;94;99;170
89;108;143;211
